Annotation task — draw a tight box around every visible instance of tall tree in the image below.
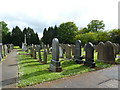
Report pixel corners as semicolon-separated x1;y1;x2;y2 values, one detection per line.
87;20;105;32
12;26;23;47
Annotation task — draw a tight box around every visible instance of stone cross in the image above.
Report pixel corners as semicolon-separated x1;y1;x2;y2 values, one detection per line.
50;38;62;72
84;42;95;68
104;41;115;64
96;42;105;62
74;40;83;64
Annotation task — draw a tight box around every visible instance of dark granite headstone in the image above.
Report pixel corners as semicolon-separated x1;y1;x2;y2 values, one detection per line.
50;38;62;72
36;45;42;62
43;49;47;64
84;42;95;68
104;41;115;64
74;40;83;64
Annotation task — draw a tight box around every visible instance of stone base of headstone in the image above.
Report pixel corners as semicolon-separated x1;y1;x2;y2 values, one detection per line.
84;60;96;68
104;61;116;64
75;56;83;64
50;60;62;72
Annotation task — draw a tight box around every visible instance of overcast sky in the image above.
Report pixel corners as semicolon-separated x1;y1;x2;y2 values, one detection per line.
0;0;119;38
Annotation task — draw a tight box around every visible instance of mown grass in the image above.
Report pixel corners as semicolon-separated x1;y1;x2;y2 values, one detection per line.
17;49;117;87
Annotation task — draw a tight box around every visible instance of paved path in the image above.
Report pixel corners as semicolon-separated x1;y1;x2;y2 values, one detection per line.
25;65;119;88
1;49;18;88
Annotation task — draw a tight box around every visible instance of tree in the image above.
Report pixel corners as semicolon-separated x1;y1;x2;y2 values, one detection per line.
109;29;120;44
0;21;11;44
11;26;23;47
57;21;78;44
87;20;105;32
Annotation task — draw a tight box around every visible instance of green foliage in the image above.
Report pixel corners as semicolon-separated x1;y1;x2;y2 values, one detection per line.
12;26;23;47
109;29;120;44
57;21;78;44
0;21;11;44
87;20;105;32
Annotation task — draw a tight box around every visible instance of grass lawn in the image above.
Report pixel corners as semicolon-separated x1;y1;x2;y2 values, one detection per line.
17;49;116;87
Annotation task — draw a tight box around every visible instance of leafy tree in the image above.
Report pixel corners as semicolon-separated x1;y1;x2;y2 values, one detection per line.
0;21;11;44
87;20;105;32
109;29;120;44
57;21;78;44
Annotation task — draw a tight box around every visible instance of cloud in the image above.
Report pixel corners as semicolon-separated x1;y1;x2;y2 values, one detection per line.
0;0;119;38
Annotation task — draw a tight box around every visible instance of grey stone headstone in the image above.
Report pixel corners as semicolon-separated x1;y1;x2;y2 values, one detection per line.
84;42;95;68
50;38;62;72
116;43;120;54
59;45;64;58
112;43;118;57
74;40;83;64
32;44;36;59
43;49;47;64
104;41;115;64
36;45;42;62
96;42;105;62
65;44;72;59
71;45;75;56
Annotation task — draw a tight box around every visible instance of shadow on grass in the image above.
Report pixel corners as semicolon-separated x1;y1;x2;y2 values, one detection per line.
61;65;89;76
19;60;39;64
61;60;76;68
19;69;52;80
23;63;47;67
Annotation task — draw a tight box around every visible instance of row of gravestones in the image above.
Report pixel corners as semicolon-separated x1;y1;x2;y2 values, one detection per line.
0;44;14;61
27;44;48;64
50;38;120;72
94;41;120;64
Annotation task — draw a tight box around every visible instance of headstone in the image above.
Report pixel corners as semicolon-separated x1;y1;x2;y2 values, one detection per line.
36;45;42;62
112;43;118;57
116;44;120;54
4;45;8;56
104;41;115;64
46;44;50;54
59;45;64;58
71;45;75;56
96;42;105;62
43;49;47;64
74;40;83;64
29;46;33;57
65;44;72;59
50;38;62;72
32;45;36;59
0;43;2;61
84;42;95;68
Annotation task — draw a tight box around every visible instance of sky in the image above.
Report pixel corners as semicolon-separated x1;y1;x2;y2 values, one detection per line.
0;0;119;38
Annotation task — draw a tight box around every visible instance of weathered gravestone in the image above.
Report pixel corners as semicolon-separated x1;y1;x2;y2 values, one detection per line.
46;44;50;54
32;44;37;59
116;44;120;54
71;45;75;56
0;43;2;61
4;45;8;56
43;49;47;64
104;41;115;64
29;46;33;57
59;45;64;58
96;42;105;62
84;42;95;68
74;40;83;64
50;38;62;72
112;43;118;57
65;44;72;59
36;45;42;62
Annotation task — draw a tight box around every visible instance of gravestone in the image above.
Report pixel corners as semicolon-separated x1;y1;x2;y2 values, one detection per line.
32;45;36;59
29;46;33;57
104;41;115;64
0;43;2;61
84;42;95;68
112;43;117;57
59;45;64;58
96;42;105;62
61;44;66;54
50;38;62;72
65;44;72;59
71;45;75;56
46;44;50;54
43;49;47;64
4;45;8;56
116;44;120;54
74;40;83;64
36;45;42;62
